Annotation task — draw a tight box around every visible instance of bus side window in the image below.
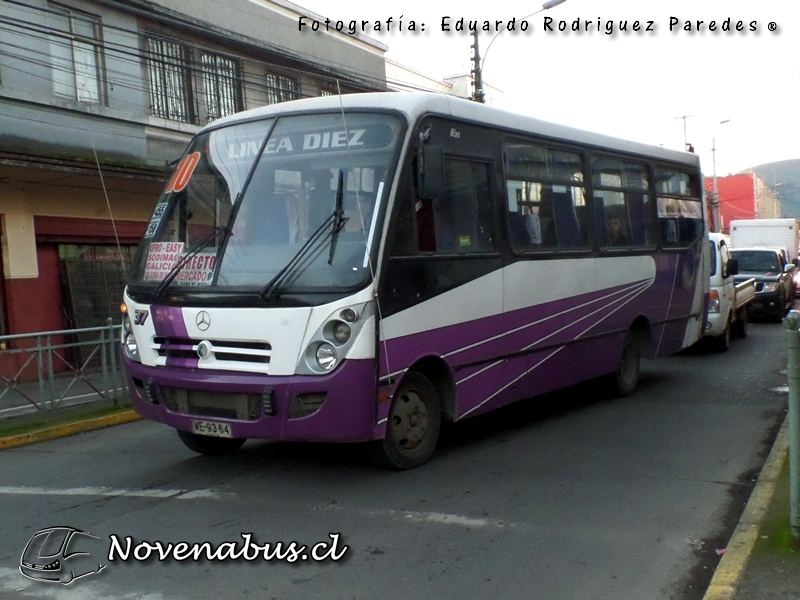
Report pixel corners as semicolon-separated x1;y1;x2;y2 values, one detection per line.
433;159;495;254
505;143;588;252
593;157;654;250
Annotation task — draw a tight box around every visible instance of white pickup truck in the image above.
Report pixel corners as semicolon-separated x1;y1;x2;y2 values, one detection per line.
704;232;757;351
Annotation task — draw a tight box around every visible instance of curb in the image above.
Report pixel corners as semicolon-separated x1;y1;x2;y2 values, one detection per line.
702;415;790;600
0;410;141;450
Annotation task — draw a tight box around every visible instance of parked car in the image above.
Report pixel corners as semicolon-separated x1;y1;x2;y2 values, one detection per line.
794;267;800;297
729;247;796;322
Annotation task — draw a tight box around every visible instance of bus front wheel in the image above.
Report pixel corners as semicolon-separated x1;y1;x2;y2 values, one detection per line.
372;372;441;470
177;430;246;455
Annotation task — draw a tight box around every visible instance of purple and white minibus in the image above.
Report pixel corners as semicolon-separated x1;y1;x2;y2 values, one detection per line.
121;92;709;469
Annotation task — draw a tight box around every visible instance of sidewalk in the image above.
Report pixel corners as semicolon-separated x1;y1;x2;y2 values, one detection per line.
0;400;139;450
703;416;800;600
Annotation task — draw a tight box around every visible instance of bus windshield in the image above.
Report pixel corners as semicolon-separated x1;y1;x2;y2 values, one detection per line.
129;112;403;297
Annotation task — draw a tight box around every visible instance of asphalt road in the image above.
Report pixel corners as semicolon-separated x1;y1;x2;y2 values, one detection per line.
0;320;789;600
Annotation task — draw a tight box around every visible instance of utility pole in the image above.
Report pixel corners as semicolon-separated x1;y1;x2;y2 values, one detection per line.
711;136;721;233
471;30;484;103
674;115;694;151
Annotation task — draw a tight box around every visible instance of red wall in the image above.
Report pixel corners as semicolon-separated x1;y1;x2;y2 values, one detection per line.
0;244;67;379
0;217;146;380
704;174;756;233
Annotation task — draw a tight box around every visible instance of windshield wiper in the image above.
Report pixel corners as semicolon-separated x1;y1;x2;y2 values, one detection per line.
260;170;348;302
154;225;229;298
328;170;348;265
260;213;336;301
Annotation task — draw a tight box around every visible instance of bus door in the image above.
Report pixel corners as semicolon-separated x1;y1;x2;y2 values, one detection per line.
380;118;507;420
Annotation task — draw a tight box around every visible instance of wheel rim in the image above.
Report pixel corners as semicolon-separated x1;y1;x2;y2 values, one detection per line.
390;389;429;452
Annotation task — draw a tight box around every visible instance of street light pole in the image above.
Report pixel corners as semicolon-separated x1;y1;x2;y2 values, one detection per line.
471;31;485;103
471;0;567;103
710;119;731;233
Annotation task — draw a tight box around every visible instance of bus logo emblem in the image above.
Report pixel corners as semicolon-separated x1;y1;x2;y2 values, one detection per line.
196;311;211;331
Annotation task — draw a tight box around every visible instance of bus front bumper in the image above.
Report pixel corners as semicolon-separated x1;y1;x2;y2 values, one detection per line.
122;356;380;443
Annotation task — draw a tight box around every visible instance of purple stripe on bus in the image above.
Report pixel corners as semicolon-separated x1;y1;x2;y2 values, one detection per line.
151;305;189;338
165;356;199;369
380;279;653;378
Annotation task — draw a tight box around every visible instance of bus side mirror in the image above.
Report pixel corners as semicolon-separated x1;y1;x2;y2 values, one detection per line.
725;258;738;277
418;144;444;200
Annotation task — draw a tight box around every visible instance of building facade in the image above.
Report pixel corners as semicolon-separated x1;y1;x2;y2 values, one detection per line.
0;0;387;342
704;173;782;234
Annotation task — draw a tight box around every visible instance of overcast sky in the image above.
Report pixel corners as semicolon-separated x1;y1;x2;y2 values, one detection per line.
293;0;800;180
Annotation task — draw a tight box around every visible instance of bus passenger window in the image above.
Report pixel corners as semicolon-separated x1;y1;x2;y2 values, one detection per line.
504;143;588;252
655;167;703;248
593;156;655;250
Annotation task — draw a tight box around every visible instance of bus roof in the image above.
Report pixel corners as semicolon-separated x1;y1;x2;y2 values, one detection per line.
204;92;700;168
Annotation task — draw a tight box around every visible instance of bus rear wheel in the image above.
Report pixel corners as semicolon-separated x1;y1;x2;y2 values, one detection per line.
372;372;441;470
609;334;640;397
177;430;246;455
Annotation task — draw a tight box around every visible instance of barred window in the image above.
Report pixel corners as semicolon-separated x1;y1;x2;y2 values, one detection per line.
265;71;299;104
146;37;194;123
49;2;105;103
201;53;242;122
320;85;337;97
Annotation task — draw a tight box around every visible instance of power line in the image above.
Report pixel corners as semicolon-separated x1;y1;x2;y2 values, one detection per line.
1;0;393;95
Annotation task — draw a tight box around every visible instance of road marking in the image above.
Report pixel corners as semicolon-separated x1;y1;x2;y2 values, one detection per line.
0;485;220;500
0;566;169;600
370;509;510;529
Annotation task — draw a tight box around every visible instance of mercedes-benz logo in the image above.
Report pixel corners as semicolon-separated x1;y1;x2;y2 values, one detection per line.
195;311;211;331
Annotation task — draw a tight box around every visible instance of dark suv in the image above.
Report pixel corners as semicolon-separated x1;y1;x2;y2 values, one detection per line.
730;247;796;322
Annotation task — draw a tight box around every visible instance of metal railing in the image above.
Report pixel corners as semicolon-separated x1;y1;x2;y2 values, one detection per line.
0;319;124;417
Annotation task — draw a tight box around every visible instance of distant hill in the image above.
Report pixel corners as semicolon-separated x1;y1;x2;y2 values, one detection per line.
745;159;800;218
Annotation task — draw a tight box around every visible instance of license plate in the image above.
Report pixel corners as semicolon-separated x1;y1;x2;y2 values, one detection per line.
191;419;232;438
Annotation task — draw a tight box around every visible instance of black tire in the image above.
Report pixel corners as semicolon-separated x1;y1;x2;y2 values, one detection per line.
371;372;441;470
177;430;246;455
770;291;788;322
608;334;640;397
713;317;732;352
731;309;748;339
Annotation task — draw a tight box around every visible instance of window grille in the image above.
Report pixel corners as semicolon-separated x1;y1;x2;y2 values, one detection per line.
201;53;242;122
146;37;194;122
265;71;299;105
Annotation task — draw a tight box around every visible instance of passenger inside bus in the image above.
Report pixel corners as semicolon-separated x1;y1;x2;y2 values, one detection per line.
605;207;632;247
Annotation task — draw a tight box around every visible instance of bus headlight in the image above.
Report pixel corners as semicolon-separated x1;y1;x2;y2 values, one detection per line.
315;343;337;371
763;282;779;292
332;321;351;344
297;302;373;375
122;313;140;361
